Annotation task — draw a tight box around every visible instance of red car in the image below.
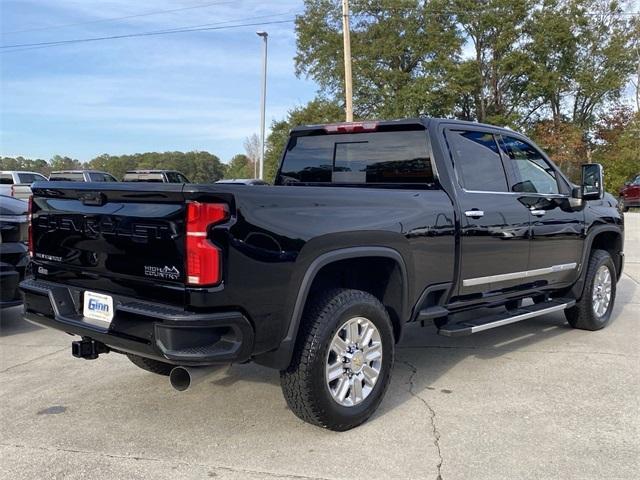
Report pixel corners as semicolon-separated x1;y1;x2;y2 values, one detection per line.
619;174;640;212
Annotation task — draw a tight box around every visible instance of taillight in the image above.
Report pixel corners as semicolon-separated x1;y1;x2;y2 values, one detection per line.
28;195;34;257
323;121;378;134
185;202;229;286
11;185;15;197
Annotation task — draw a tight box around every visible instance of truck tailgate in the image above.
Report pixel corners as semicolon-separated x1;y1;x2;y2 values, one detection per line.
31;182;188;300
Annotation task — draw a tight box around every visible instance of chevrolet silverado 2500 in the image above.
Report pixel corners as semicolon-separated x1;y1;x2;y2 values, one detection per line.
20;118;624;430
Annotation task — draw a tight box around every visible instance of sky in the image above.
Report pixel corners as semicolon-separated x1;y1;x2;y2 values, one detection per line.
0;0;318;163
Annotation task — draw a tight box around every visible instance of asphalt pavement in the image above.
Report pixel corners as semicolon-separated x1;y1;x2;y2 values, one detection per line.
1;214;638;480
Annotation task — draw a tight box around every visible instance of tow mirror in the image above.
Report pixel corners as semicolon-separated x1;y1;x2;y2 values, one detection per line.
581;163;604;201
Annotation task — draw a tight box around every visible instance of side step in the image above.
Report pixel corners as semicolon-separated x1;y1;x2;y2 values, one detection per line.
437;298;576;337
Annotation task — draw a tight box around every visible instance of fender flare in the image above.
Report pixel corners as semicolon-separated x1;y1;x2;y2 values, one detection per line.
255;246;409;370
572;224;624;299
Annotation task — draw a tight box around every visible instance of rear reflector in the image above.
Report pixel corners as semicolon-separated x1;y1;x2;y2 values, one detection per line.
28;195;33;257
323;122;378;134
185;202;229;286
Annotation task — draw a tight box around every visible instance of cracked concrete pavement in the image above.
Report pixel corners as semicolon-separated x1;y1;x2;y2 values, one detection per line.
1;214;639;479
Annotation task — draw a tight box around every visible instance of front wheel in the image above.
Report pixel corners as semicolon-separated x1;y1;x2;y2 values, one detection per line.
280;288;395;431
565;249;617;330
618;197;629;213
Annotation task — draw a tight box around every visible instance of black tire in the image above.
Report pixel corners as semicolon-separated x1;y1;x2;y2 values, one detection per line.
280;288;395;431
127;354;174;376
565;249;617;330
618;197;629;213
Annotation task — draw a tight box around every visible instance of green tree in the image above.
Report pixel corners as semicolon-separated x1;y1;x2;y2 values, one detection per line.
0;156;50;175
295;0;463;119
225;154;252;179
49;155;83;171
592;108;640;193
263;99;344;183
87;151;225;182
569;0;636;128
450;0;533;125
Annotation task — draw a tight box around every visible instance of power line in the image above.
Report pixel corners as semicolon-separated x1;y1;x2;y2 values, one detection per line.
0;16;296;53
1;1;237;35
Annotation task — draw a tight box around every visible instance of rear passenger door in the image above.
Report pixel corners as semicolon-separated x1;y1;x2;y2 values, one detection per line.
444;128;531;297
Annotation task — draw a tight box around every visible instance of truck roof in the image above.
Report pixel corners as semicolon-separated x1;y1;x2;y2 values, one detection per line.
50;170;109;174
125;170;183;174
1;170;45;175
291;117;518;136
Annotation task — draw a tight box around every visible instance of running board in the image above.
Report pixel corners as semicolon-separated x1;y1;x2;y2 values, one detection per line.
437;298;576;337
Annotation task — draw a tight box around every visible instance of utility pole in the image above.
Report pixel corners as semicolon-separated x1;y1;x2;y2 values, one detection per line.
257;31;268;180
342;0;353;122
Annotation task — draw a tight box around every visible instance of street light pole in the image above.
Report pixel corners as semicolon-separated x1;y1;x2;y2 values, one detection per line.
342;0;353;122
257;31;268;180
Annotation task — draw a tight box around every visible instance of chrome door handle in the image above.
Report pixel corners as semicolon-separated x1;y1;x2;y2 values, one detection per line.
464;210;484;218
530;209;546;216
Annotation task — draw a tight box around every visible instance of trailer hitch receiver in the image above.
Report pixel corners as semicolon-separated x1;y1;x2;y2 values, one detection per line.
71;337;109;360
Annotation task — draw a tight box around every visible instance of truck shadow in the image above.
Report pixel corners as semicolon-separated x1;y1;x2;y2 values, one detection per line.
204;300;625;424
0;305;42;336
201;269;634;426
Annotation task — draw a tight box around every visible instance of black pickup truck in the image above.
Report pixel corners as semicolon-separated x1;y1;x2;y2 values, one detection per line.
20;118;624;430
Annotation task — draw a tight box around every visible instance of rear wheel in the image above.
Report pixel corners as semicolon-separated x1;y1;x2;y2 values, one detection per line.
127;354;174;376
280;288;394;431
565;249;616;330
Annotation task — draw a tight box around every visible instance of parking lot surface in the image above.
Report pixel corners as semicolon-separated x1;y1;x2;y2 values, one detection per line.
1;214;639;480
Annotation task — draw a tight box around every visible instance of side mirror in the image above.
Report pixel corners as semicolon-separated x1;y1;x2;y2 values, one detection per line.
581;163;604;201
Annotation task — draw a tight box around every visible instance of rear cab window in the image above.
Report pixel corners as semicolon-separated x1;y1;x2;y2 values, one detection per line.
123;173;165;182
49;172;85;181
276;128;435;187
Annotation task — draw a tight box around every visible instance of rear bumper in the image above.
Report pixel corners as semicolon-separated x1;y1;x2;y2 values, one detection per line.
20;278;254;366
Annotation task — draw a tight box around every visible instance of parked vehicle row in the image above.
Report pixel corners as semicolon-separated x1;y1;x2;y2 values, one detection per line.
0;195;29;308
19;117;625;431
0;171;48;200
619;174;640;212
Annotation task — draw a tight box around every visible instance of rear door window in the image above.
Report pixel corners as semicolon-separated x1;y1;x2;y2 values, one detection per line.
446;130;508;192
17;173;46;183
165;172;180;183
277;130;434;185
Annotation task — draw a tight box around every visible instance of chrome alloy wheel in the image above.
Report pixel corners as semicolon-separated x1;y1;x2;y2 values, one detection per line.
592;265;613;317
325;317;383;407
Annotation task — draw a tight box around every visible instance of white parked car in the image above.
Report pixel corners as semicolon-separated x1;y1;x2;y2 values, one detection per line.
0;171;48;200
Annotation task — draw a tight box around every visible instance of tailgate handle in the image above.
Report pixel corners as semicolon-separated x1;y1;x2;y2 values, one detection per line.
80;192;106;206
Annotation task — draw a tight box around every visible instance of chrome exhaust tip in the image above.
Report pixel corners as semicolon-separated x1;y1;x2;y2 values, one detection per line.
169;365;220;392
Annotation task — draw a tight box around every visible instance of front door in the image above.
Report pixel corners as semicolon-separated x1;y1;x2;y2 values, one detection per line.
444;128;532;297
498;135;584;286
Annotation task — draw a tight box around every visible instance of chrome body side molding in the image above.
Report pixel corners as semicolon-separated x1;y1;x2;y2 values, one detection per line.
463;262;577;287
